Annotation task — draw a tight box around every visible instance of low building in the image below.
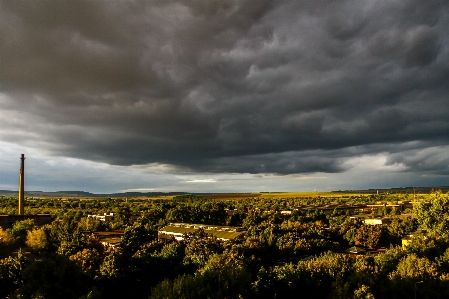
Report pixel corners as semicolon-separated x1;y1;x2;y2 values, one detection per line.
401;236;413;249
93;230;125;248
345;246;366;255
158;223;246;241
280;210;292;215
0;214;52;229
87;213;115;221
364;218;391;225
284;204;368;216
401;231;427;249
130;213;141;221
226;209;237;216
350;214;369;220
99;237;121;247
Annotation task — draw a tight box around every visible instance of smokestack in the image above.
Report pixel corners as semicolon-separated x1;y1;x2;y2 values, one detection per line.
18;154;25;215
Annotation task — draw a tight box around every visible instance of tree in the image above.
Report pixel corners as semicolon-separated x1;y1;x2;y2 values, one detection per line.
389;254;441;299
390;253;437;277
120;223;154;254
98;247;128;280
414;191;449;238
355;225;386;248
96;247;132;298
154;241;185;264
12;253;89;299
353;285;375;299
242;209;260;232
252;266;278;298
69;248;102;278
50;217;87;255
0;227;13;245
149;258;252;299
78;217;107;232
115;206;131;225
276;233;295;257
183;229;223;268
26;226;50;251
10;219;35;245
0;249;28;298
387;217;418;245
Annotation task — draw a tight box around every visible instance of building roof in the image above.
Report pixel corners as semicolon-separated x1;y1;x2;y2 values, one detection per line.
159;223;246;240
345;246;366;254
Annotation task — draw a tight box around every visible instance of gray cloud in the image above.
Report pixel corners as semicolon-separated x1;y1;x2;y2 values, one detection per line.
1;0;449;179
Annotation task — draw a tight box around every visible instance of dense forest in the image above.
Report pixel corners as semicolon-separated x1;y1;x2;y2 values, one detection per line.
1;191;449;298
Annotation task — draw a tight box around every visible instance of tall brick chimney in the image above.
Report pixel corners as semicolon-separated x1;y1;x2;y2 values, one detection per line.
18;154;25;215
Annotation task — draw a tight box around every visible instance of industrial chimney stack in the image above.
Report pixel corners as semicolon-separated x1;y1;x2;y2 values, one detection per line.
18;154;25;215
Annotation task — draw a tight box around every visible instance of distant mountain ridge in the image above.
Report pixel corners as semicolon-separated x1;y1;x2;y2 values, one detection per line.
0;190;188;198
335;186;449;193
1;186;448;198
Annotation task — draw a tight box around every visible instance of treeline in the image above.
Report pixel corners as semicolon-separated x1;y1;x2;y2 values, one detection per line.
0;191;448;298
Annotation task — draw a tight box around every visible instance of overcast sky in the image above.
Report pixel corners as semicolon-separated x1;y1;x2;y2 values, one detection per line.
1;0;448;193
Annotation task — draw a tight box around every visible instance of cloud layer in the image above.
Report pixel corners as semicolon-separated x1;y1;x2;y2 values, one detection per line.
1;0;449;188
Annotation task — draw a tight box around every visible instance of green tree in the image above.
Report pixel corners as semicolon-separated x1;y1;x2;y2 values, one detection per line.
183;229;223;268
12;253;89;299
355;225;386;248
353;285;375;299
69;248;102;278
414;191;449;238
78;217;107;232
98;247;128;280
390;254;438;279
389;253;443;299
120;223;154;254
10;219;35;245
150;258;251;299
50;217;87;255
0;249;28;298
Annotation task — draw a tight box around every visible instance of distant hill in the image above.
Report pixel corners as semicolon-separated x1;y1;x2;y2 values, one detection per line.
334;186;449;194
0;190;189;198
1;186;448;198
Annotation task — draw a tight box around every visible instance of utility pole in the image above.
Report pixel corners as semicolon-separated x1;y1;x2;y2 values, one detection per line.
18;154;25;215
415;281;423;299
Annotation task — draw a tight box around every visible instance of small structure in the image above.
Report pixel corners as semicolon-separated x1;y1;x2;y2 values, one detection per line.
350;214;369;220
345;246;366;255
87;213;115;221
158;223;246;241
280;210;292;215
93;230;125;248
401;231;427;249
401;235;413;249
226;209;237;216
129;213;141;221
364;218;391;225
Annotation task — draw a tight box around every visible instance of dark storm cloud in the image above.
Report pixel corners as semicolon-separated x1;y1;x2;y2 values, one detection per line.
1;0;449;176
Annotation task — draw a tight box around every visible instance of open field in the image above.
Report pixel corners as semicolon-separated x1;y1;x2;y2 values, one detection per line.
195;191;374;200
2;186;446;200
1;189;442;203
258;192;368;198
192;191;437;201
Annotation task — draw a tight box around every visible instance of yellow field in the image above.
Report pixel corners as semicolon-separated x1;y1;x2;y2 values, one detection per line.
193;192;369;200
32;191;430;201
258;192;368;198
